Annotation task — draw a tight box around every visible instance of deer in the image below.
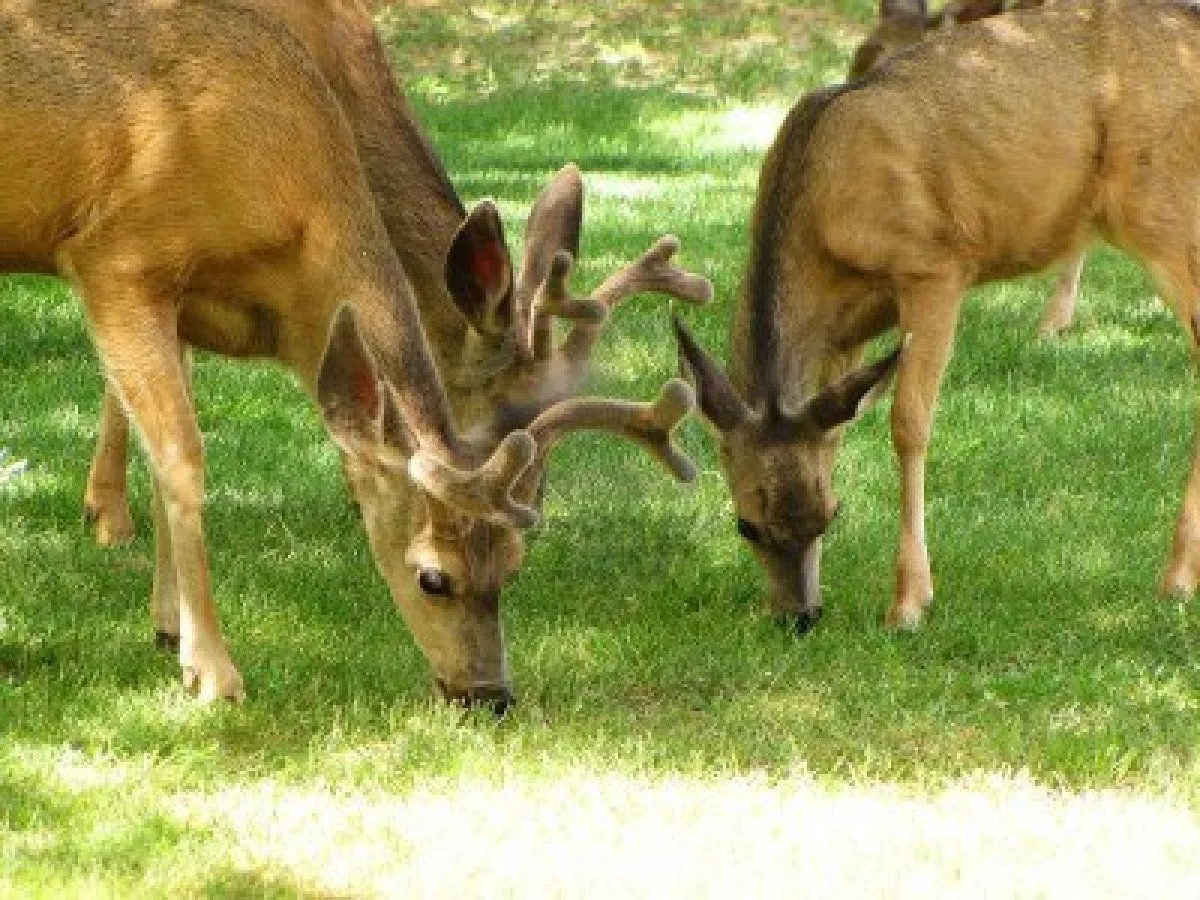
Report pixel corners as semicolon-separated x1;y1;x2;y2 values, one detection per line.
849;0;1084;338
675;0;1200;633
5;0;709;709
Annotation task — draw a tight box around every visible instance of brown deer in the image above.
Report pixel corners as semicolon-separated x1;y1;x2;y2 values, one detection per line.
850;0;1084;337
6;0;708;707
676;0;1200;631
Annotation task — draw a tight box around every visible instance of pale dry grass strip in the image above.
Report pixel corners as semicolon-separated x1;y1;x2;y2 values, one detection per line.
176;772;1200;898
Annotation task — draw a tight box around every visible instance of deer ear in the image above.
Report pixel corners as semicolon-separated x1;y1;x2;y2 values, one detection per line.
881;0;927;27
519;163;584;290
379;383;417;458
317;306;382;446
673;316;748;434
445;200;515;338
802;339;906;432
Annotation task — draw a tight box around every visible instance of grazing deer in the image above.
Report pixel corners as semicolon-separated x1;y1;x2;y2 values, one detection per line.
5;0;707;707
850;0;1084;337
676;0;1200;631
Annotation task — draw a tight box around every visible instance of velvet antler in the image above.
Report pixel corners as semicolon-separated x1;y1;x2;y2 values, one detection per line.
515;378;698;502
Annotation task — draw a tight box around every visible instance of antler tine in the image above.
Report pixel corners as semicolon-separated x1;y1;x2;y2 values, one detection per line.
408;430;539;529
522;250;607;361
557;235;714;367
597;235;714;311
516;378;698;501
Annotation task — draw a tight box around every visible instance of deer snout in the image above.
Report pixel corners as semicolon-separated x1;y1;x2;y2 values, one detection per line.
436;679;515;717
767;538;824;637
777;602;825;638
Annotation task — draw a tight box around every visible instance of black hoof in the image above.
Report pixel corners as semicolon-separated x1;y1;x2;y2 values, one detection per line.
154;631;180;653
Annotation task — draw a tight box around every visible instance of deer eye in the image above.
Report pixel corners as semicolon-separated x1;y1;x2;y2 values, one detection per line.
417;567;453;597
736;517;761;544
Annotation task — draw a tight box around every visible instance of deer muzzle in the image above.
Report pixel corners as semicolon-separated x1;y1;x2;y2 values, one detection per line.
768;537;824;638
435;679;515;717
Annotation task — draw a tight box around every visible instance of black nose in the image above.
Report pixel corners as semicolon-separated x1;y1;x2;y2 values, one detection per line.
436;680;515;717
471;684;515;717
774;606;823;638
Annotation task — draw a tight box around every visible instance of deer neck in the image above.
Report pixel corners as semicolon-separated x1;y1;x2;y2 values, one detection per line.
298;8;471;361
729;265;827;415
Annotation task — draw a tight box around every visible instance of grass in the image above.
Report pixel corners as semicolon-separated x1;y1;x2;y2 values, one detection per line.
4;1;1200;896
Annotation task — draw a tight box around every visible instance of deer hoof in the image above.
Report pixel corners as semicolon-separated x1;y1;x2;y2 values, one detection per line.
154;631;180;653
1159;565;1196;601
181;649;246;703
885;599;926;631
85;501;136;547
1036;317;1071;339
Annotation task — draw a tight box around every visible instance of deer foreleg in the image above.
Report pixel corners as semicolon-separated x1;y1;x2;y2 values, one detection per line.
887;279;965;629
78;269;243;702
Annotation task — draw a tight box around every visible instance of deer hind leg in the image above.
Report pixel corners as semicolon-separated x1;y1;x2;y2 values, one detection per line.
887;277;966;630
83;386;136;546
76;272;243;702
1037;250;1086;338
1148;253;1200;599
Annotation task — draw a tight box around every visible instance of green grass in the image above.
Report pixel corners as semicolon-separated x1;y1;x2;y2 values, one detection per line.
4;1;1200;896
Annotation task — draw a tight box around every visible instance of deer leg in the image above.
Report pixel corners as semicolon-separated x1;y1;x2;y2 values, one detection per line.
83;387;136;546
78;275;243;702
887;280;966;630
1149;257;1200;598
149;479;181;652
1162;429;1200;599
1037;250;1085;338
148;343;194;652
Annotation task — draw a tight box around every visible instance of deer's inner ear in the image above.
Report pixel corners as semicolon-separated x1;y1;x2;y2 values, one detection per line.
445;200;514;336
317;306;381;446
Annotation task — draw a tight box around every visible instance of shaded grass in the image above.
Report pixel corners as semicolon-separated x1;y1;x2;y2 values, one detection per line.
3;0;1200;895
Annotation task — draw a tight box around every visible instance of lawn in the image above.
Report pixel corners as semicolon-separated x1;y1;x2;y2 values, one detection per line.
3;1;1200;896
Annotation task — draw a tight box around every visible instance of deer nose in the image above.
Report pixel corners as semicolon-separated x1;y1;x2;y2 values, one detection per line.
436;679;515;717
773;604;823;638
792;604;823;637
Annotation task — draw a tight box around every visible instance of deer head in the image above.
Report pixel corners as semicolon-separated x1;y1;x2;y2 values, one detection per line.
674;318;903;633
320;166;711;710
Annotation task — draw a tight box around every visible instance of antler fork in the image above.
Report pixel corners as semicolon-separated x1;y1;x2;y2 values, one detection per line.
516;378;698;502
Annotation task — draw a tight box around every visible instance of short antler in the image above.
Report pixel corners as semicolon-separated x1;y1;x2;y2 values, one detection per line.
516;378;698;501
518;250;606;361
408;430;539;529
497;230;713;417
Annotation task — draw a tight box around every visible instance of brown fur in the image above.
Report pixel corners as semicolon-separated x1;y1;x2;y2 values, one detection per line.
69;0;708;706
1;0;541;704
678;0;1200;630
850;0;1085;337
